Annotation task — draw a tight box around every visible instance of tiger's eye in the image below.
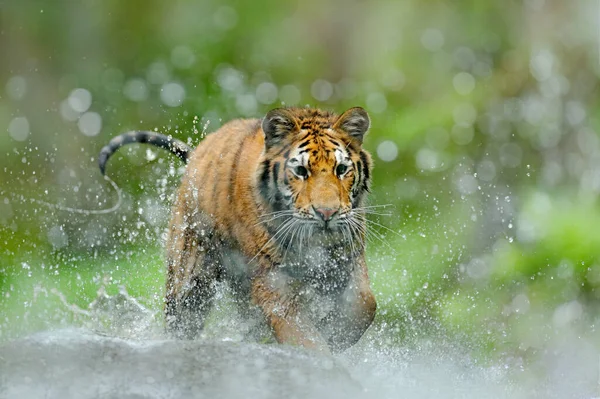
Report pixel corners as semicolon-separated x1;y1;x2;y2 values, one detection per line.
336;164;348;176
294;165;308;178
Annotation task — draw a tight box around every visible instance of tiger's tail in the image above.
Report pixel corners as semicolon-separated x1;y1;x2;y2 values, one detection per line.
98;131;192;175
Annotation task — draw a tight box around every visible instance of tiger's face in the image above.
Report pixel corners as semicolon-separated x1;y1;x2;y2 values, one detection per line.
257;107;372;243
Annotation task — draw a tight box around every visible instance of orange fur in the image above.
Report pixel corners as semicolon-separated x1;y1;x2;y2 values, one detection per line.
160;107;376;353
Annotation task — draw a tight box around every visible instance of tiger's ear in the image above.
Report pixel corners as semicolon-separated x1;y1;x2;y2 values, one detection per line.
334;107;370;145
262;108;298;148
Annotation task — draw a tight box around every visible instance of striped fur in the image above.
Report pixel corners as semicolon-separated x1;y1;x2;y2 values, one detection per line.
101;107;376;353
98;131;191;175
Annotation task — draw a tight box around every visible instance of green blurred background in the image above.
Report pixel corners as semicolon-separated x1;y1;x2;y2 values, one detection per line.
1;0;600;364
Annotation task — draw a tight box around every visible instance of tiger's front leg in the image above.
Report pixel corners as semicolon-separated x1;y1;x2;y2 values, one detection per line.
251;268;331;353
317;257;377;353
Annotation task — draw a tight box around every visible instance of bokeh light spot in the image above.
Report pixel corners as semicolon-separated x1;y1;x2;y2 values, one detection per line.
68;88;92;113
8;116;30;141
311;79;333;102
123;78;149;102
78;112;102;137
5;76;27;100
160;82;186;107
255;82;278;105
377;140;398;162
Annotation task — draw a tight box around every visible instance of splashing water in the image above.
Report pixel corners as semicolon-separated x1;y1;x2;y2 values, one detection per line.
2;285;599;399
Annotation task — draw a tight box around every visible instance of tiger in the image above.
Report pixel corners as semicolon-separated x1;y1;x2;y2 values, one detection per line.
98;106;376;353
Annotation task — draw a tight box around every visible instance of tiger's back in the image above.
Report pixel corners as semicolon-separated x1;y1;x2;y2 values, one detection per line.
165;118;269;316
172;118;266;243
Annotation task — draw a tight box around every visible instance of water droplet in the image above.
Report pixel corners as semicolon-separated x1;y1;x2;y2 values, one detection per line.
530;49;554;81
78;112;102;137
213;6;238;31
455;174;478;195
416;148;444;171
476;160;496;181
453;103;477;126
421;28;445;52
453;47;476;70
47;225;69;250
376;140;398;162
499;143;523;168
147;61;170;85
335;78;357;99
451;124;474;145
235;93;257;116
552;301;583;328
565;101;586;126
255;82;278;105
68;88;92;113
310;79;333;102
217;67;245;93
123;78;149;102
171;45;196;69
426;127;449;150
8;116;30;141
511;294;530;314
5;75;27;100
279;84;301;105
160;82;186;107
453;72;476;95
366;92;387;113
145;149;157;162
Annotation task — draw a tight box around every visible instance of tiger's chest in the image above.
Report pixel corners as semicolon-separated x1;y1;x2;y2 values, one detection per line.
264;263;353;323
278;246;354;295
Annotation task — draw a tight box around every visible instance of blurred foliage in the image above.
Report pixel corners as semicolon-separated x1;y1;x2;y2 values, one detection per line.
1;0;600;364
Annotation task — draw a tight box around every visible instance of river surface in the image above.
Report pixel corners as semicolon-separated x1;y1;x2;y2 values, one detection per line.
2;325;598;399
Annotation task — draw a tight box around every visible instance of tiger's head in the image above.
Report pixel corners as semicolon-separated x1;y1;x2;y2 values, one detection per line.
257;107;372;243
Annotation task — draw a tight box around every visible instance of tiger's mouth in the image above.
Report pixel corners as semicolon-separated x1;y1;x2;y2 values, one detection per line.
310;219;349;236
291;214;338;231
288;208;353;232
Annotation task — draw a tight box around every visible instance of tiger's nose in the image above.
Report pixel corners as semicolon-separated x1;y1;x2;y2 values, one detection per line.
314;207;338;222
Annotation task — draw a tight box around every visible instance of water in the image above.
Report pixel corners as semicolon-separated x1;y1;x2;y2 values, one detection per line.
1;288;598;399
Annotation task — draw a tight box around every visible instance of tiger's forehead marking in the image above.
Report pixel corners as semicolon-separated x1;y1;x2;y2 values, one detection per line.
287;132;350;170
288;145;310;167
335;148;351;165
299;119;332;131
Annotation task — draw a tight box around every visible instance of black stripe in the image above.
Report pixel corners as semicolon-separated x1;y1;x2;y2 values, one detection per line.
359;152;369;181
272;162;280;192
298;131;312;141
298;139;311;149
272;161;285;210
258;159;271;200
274;145;289;157
351;167;360;208
98;130;191;175
355;160;362;191
283;173;289;186
359;151;370;192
